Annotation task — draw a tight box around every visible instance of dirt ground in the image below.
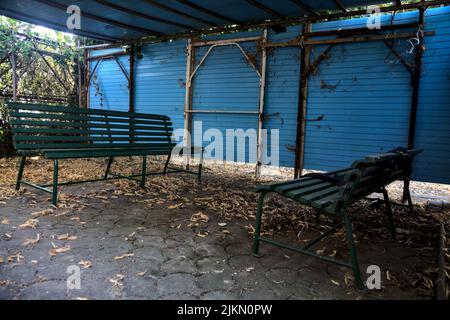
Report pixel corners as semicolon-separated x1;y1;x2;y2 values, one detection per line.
0;156;449;300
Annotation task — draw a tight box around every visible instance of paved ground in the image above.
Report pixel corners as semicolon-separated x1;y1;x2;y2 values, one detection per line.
0;158;444;300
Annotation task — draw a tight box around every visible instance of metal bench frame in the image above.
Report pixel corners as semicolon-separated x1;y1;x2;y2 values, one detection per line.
252;149;422;289
8;102;204;205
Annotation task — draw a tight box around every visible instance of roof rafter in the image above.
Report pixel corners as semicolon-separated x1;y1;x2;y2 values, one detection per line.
175;0;241;24
143;0;218;26
288;0;319;16
332;0;348;12
245;0;284;18
94;0;194;30
34;0;165;37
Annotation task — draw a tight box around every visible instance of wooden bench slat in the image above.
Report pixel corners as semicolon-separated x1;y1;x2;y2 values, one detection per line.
13;136;171;142
8;102;170;120
285;182;335;198
42;148;175;159
13;128;171;137
11;117;171;127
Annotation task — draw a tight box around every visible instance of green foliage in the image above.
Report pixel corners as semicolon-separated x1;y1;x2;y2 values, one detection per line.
0;16;88;110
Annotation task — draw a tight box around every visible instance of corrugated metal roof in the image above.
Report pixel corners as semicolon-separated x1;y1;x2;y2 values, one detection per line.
0;0;399;42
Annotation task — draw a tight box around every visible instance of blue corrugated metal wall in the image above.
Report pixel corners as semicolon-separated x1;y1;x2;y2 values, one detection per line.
304;13;418;171
414;6;450;184
89;6;450;184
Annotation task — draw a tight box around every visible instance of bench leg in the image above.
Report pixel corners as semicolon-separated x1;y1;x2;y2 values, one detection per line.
253;192;267;256
402;179;414;215
104;157;114;179
315;210;321;226
381;188;396;240
342;212;363;290
163;154;171;174
140;155;147;188
52;160;59;206
15;156;26;190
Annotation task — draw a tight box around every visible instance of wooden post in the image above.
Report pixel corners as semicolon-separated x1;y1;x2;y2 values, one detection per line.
294;23;311;178
407;6;425;149
129;46;135;113
255;29;268;178
11;54;17;102
183;39;195;168
84;50;90;109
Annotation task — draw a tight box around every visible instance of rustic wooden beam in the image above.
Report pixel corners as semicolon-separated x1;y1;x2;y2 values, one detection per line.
294;23;311;178
407;6;425;149
94;0;194;30
303;22;420;38
245;0;284;18
129;47;135;113
35;0;165;36
175;0;241;24
304;31;434;45
86;51;128;61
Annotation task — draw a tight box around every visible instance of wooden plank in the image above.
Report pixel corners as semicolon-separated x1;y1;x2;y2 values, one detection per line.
13;136;171;142
11;119;170;130
8;102;170;120
13;128;172;137
43;148;174;159
16;142;176;150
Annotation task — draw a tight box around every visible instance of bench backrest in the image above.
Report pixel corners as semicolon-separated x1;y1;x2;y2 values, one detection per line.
7;102;175;155
347;152;414;201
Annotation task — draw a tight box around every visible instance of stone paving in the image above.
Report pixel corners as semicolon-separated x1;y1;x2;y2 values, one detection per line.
0;160;438;300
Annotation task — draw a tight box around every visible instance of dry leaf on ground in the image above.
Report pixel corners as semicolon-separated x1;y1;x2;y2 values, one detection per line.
114;253;134;260
19;219;39;229
31;209;53;217
49;244;71;256
78;259;92;269
23;234;40;246
57;234;78;241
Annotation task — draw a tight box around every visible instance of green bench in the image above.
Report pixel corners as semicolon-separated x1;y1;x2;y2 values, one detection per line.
8;102;204;205
253;148;422;289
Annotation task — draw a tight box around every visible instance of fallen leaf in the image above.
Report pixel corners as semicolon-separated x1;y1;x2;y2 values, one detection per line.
168;203;183;210
191;212;209;223
196;231;209;238
75;297;89;300
7;253;24;263
19;219;39;229
246;266;255;272
137;270;147;277
78;259;92;269
331;279;340;286
114;253;134;260
70;217;81;222
3;233;12;241
0;256;3;264
23;234;40;246
31;209;53;217
49;245;71;256
218;222;227;227
1;218;9;225
57;234;78;241
109;278;122;287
